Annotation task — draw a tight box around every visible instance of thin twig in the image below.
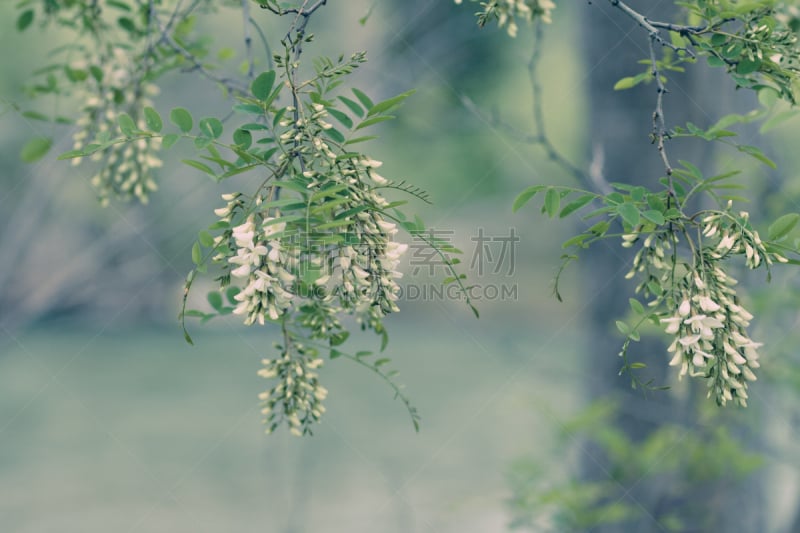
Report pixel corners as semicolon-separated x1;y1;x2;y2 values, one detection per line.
242;0;255;79
649;34;674;181
459;20;592;189
249;15;274;71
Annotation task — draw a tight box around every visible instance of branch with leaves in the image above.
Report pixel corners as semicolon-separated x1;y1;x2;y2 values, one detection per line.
16;0;475;436
458;0;800;406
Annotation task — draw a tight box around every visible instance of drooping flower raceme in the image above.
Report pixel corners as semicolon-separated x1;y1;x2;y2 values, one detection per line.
455;0;556;37
71;47;162;205
622;207;786;406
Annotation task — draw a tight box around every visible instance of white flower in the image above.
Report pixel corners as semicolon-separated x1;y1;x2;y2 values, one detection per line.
661;316;682;335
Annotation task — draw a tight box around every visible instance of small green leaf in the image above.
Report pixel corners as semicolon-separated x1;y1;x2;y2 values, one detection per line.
143;106;163;132
736;57;761;75
57;149;85;160
544;188;560;218
16;9;34;31
233;128;252;149
20;137;52;163
629;298;645;315
355;115;394;130
183;159;217;178
226;287;241;305
162;133;180;149
199;117;223;139
559;194;594;218
367;90;415;117
613;76;639;90
118;113;136;135
170;107;193;133
22;110;48;121
617;203;640;227
207;291;223;311
327;107;353;129
616;320;629;335
338;96;364;117
737;144;776;169
251;71;276;100
198;230;215;247
330;331;350;346
352;88;374;110
642;210;666;225
768;213;800;241
191;242;202;265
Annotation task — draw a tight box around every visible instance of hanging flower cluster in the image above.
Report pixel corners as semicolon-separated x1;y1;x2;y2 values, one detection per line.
620;206;789;406
202;85;416;433
258;340;327;436
71;48;162;205
455;0;556;37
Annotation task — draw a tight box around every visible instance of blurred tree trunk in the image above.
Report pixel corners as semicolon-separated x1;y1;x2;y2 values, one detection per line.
581;1;765;531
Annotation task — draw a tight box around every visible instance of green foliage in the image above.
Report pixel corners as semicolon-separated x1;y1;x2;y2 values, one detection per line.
507;401;763;532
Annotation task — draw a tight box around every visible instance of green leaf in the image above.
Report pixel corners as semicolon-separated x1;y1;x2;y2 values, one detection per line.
768;213;800;241
198;230;215;247
141;106;162;133
327;107;353;129
617;203;640;227
199;117;223;139
324;127;346;143
642;210;666;225
344;135;378;145
117;16;136;33
182;159;217;178
20;137;52;163
89;65;103;83
616;320;629;335
162;133;180;149
233;128;252;149
355;115;394;130
352;88;374;110
737;144;776;169
330;331;350;347
226;287;240;305
251;71;276;100
736;58;761;75
367;89;415;117
338;96;364;117
170;107;193;133
191;242;202;265
16;9;34;31
559;194;594;218
21;110;48;121
118;112;136;136
57;149;85;160
544;188;560;218
207;291;223;311
629;298;645;315
613;76;639;90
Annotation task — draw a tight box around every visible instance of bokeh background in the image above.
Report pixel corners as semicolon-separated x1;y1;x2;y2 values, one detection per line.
3;1;800;532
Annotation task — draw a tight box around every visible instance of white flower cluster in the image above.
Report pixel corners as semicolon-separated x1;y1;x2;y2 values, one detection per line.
702;210;788;267
71;49;162;205
455;0;556;37
223;213;297;326
663;270;761;407
258;344;328;436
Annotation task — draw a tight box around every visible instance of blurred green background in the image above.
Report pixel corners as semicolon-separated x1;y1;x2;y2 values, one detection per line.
3;1;800;532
